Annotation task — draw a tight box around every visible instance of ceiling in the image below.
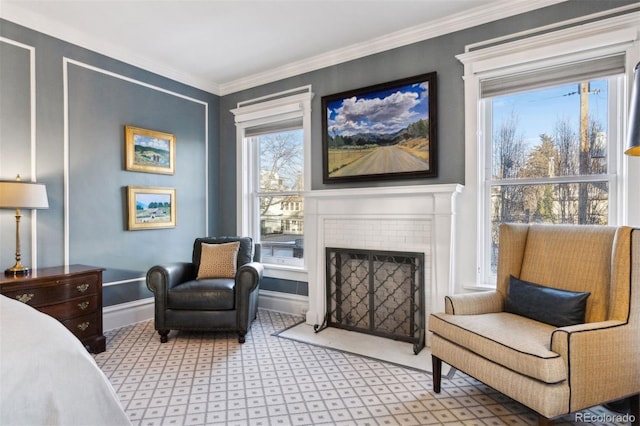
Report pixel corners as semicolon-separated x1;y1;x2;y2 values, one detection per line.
0;0;566;95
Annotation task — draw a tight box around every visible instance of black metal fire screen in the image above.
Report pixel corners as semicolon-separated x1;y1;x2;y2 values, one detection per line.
315;247;425;354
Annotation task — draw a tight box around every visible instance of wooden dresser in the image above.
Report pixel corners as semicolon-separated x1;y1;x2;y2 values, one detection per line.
0;265;106;353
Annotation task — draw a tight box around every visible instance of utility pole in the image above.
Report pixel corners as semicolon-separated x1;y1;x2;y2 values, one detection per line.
578;82;589;224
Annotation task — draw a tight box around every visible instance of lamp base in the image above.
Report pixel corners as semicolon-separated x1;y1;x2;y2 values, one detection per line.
4;264;31;277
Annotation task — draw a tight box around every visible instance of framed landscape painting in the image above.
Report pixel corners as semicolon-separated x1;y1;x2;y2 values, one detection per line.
125;125;175;175
322;72;437;183
127;186;176;230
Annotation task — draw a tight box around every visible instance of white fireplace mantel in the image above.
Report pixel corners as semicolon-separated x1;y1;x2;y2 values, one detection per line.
304;183;463;329
305;183;462;201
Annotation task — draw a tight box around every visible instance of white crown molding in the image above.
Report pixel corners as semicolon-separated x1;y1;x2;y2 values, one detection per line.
2;0;567;96
217;0;568;95
0;1;221;94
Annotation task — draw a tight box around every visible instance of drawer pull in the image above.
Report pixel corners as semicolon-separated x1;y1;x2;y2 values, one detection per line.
78;301;90;310
76;284;90;293
77;322;90;331
15;293;34;304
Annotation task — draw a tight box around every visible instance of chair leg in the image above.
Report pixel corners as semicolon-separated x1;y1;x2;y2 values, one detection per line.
158;330;169;343
432;355;442;393
238;333;246;344
631;393;639;426
538;415;554;426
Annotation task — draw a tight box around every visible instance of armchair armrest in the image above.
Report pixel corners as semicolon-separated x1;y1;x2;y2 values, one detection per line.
551;320;639;409
235;262;264;336
146;262;196;295
146;262;195;332
236;262;264;295
444;290;503;315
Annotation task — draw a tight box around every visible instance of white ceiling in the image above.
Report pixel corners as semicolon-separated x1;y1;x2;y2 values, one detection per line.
0;0;566;95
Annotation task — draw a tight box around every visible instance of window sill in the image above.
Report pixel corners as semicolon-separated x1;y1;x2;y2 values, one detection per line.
462;283;497;292
262;264;308;282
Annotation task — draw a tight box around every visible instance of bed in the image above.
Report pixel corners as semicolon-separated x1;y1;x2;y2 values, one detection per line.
0;294;131;425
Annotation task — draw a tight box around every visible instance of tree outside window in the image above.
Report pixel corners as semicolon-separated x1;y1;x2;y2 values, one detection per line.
255;129;304;261
488;79;611;272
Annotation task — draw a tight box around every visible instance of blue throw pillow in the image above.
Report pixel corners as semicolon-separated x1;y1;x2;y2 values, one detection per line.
505;275;590;327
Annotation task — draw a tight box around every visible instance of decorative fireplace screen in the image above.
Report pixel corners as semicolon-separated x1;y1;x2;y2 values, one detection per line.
315;247;425;354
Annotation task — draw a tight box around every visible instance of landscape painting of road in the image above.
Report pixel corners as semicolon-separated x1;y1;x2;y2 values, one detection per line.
322;72;437;183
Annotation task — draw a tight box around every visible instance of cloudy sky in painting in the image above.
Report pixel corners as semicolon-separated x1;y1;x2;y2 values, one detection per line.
134;135;170;151
327;81;430;137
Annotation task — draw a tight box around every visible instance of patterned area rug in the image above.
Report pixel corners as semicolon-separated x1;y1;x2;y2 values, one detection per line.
94;310;629;425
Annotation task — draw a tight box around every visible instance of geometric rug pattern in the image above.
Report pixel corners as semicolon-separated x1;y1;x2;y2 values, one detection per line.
93;310;630;425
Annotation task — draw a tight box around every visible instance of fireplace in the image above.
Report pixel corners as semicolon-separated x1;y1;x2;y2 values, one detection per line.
305;184;462;347
316;247;425;354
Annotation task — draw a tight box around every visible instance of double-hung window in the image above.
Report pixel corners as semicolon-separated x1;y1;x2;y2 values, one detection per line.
457;13;639;286
232;86;313;276
482;59;624;274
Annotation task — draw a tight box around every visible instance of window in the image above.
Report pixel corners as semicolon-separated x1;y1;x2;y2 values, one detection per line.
483;75;622;274
252;128;304;265
232;86;313;276
456;12;639;287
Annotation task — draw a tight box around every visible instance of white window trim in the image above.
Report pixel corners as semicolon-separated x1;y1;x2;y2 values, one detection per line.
231;86;313;281
455;11;640;289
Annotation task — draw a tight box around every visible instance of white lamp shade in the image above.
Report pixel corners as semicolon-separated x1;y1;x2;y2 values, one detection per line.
0;181;49;209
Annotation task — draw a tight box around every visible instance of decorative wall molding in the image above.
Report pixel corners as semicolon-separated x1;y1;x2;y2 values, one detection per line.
103;276;145;288
61;58;210;265
0;36;39;269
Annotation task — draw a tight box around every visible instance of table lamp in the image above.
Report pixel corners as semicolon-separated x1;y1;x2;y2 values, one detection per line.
0;175;49;276
625;61;640;156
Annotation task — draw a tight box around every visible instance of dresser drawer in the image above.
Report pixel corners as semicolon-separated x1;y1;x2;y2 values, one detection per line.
38;295;98;320
0;265;105;353
3;274;98;306
63;313;99;340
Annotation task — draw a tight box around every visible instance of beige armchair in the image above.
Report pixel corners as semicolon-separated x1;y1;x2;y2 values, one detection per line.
429;224;639;425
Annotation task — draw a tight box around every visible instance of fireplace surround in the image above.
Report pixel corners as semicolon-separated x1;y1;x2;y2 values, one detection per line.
305;184;463;347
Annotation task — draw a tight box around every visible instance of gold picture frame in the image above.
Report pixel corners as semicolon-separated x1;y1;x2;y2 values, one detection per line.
127;186;176;230
125;125;175;175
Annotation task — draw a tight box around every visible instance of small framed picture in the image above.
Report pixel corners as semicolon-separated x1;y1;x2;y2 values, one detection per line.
127;186;176;230
125;125;175;175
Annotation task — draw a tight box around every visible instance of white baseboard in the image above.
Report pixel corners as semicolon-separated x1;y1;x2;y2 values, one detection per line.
258;290;308;316
102;291;308;331
103;297;154;331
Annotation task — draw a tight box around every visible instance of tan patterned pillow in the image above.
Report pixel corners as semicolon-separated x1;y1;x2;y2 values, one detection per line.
196;241;240;279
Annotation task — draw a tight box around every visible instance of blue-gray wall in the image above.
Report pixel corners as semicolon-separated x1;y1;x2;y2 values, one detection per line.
218;0;636;233
0;0;633;306
218;0;635;297
0;19;219;306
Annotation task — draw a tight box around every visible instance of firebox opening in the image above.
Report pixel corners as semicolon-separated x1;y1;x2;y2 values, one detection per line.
315;247;425;354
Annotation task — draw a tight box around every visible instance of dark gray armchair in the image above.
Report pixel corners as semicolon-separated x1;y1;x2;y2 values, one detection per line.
146;236;263;343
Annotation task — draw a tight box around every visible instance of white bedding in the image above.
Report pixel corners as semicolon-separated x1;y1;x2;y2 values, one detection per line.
0;295;131;425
